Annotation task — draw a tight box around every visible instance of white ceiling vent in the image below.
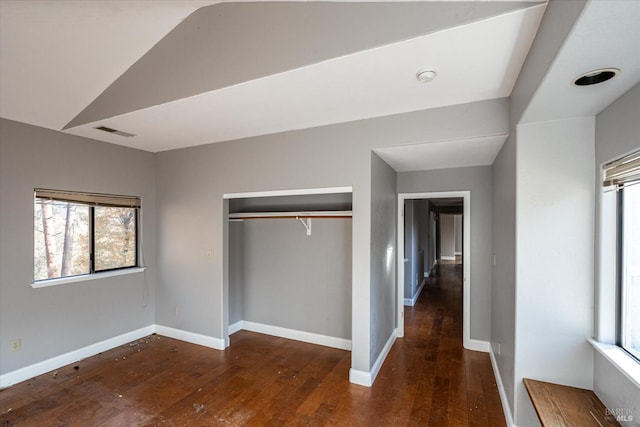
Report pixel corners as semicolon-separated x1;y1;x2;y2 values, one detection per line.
94;126;135;137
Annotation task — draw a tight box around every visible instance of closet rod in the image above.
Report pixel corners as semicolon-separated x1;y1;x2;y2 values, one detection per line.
228;210;352;220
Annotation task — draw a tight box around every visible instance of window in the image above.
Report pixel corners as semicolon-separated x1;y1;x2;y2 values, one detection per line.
34;189;140;281
619;183;640;360
604;150;640;361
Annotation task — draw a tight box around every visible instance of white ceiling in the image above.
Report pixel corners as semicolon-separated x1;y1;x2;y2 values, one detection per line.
0;0;218;131
374;135;508;172
521;0;640;123
63;6;544;152
5;1;636;173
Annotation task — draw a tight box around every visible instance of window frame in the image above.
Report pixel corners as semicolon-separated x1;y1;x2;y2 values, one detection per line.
90;205;139;275
616;184;640;362
33;189;141;284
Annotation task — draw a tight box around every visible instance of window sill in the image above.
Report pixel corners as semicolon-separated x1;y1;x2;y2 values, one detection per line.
589;338;640;389
30;267;146;288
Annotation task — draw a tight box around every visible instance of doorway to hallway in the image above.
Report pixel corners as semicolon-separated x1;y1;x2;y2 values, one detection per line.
397;191;472;350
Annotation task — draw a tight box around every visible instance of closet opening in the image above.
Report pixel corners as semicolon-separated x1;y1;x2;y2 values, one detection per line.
223;187;353;352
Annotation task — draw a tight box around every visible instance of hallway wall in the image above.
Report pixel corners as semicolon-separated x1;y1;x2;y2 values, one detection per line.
397;166;492;342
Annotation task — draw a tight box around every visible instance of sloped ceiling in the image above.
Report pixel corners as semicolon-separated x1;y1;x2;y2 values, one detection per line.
521;0;640;123
0;0;546;161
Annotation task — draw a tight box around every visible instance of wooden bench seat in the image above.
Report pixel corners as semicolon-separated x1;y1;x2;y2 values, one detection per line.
523;378;620;426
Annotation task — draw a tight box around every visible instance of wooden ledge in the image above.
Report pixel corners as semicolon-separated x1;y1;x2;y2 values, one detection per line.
523;378;620;426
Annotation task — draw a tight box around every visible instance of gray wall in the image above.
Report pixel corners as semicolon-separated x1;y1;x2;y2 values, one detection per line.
440;214;456;259
454;215;462;253
0;118;156;375
427;205;438;273
369;152;397;361
155;98;507;375
404;199;433;301
489;3;590;421
490;133;517;415
403;200;415;299
229;217;352;339
404;199;427;301
593;83;640;420
228;221;244;325
1;98;507;382
397;166;493;342
417;200;431;276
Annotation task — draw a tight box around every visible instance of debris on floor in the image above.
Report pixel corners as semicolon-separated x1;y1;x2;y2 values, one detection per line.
193;403;205;413
169;347;178;352
51;371;58;379
74;366;79;370
129;342;138;348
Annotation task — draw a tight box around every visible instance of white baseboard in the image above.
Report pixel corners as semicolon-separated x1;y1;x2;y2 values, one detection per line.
424;269;430;278
454;252;462;256
0;325;155;389
239;320;352;351
0;324;229;389
350;328;397;387
228;321;243;335
464;338;490;353
490;346;516;427
441;256;456;261
349;368;372;386
154;324;225;350
404;279;426;306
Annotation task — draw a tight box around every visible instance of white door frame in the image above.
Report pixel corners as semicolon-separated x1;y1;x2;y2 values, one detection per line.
397;191;471;350
222;186;353;348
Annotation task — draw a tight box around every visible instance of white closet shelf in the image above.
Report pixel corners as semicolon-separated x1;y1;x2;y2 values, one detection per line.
228;211;352;220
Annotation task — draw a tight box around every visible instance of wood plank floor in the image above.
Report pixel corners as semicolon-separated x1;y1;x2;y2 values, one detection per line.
0;262;505;426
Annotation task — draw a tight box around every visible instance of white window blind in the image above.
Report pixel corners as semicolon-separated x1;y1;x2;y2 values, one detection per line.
35;189;141;208
603;149;640;189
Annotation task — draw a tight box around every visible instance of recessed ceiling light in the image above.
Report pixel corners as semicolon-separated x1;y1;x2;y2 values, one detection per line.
572;68;620;86
416;69;437;83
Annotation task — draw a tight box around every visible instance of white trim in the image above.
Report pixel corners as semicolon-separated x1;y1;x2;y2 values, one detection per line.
440;256;456;261
0;325;154;389
588;338;640;389
221;185;353;353
223;186;353;200
404;278;426;306
240;320;352;351
466;339;490;353
30;267;146;288
454;251;463;255
490;346;516;427
397;191;471;348
349;328;396;387
349;368;372;386
228;321;243;335
154;325;226;350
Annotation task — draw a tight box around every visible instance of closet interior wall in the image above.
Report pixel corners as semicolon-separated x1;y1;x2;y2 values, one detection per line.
228;193;353;344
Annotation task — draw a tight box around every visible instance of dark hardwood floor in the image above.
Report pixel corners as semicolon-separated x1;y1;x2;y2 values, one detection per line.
0;262;505;426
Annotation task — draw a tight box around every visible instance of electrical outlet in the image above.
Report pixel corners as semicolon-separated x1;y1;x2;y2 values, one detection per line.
10;339;21;352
